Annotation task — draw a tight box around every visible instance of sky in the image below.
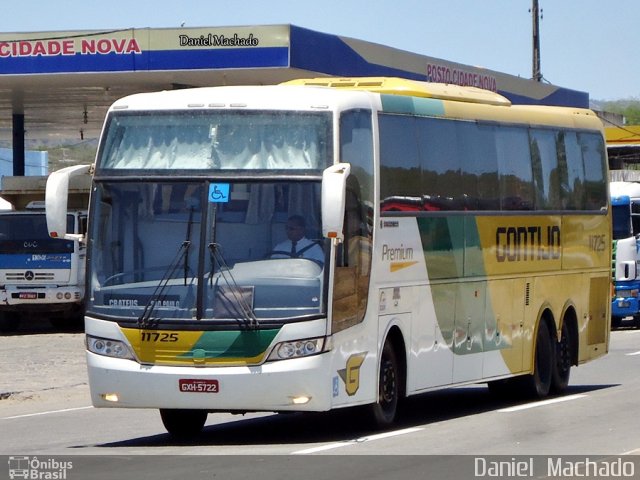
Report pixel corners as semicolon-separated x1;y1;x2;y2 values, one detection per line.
1;0;637;101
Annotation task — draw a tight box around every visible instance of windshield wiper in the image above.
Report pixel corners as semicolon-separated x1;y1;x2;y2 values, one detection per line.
137;240;190;328
208;242;259;329
184;206;194;285
138;206;197;328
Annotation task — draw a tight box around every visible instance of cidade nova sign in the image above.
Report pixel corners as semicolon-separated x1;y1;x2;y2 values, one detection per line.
0;37;142;58
0;31;263;59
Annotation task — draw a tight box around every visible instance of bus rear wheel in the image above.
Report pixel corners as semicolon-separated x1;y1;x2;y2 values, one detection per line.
160;409;208;438
369;341;400;428
551;321;572;393
518;320;554;398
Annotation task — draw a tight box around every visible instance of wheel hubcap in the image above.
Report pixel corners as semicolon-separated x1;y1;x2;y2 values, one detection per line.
380;359;396;405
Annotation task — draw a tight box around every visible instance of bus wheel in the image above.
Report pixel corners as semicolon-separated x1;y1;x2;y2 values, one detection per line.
160;409;208;438
369;341;399;428
518;320;554;398
551;321;572;393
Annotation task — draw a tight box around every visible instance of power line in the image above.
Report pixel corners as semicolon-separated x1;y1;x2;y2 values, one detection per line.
599;115;640;140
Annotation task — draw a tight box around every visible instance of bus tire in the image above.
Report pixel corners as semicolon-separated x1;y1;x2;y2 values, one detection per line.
369;340;400;428
551;321;572;393
160;409;208;438
518;320;554;398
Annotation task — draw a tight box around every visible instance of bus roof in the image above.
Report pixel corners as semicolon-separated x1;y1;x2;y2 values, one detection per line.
109;77;604;133
282;77;512;106
109;84;377;113
284;77;603;131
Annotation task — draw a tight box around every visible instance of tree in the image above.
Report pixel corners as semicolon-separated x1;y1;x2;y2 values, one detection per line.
600;100;640;125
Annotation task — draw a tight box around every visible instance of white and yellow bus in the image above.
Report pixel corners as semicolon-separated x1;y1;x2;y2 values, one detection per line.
46;77;611;437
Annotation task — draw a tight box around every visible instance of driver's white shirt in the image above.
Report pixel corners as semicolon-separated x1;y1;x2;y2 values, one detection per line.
271;237;324;264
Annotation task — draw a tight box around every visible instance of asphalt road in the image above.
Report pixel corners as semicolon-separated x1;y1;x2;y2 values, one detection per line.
1;322;639;479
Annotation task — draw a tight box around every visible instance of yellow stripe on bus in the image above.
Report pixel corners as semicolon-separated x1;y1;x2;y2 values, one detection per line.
390;261;419;272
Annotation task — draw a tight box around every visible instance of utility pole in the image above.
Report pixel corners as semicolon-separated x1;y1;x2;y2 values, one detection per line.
531;0;542;82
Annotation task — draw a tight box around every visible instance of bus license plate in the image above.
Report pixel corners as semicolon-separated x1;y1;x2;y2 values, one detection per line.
18;292;37;299
179;379;219;393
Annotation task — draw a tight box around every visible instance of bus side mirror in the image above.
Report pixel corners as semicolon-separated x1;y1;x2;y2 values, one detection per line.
321;163;351;241
46;164;92;242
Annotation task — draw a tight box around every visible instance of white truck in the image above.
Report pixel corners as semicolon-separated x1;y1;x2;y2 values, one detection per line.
610;180;640;329
0;174;90;332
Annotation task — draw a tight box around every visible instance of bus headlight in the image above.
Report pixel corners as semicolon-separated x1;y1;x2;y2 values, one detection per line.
86;335;134;360
267;336;330;361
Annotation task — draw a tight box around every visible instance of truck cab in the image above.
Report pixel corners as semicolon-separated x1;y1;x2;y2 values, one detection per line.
610;181;640;328
0;175;89;332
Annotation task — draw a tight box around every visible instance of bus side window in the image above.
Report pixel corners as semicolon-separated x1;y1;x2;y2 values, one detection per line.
332;110;374;333
332;186;371;333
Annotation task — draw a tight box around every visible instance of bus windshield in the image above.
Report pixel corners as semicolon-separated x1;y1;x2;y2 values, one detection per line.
87;180;327;323
99;110;332;171
0;213;74;254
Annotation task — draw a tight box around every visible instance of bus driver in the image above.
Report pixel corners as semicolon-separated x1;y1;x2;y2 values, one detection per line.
271;215;324;265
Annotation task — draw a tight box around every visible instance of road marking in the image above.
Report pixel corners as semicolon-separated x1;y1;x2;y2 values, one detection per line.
625;351;640;356
498;394;587;413
2;406;93;420
292;441;353;454
292;426;423;454
620;447;640;455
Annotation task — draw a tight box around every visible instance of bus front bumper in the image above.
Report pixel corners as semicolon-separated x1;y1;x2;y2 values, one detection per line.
87;350;334;413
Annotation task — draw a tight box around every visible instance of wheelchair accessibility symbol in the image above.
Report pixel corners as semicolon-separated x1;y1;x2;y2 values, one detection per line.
208;183;230;203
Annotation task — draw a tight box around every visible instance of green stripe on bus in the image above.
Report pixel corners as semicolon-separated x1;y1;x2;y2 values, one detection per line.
416;216;504;355
416;216;486;280
178;328;280;359
381;95;445;117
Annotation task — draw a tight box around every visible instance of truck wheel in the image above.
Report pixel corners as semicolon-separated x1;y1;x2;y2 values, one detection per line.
611;316;622;330
0;312;20;333
160;409;208;438
49;313;84;332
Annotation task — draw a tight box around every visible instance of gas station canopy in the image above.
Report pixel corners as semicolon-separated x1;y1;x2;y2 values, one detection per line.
0;24;588;170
